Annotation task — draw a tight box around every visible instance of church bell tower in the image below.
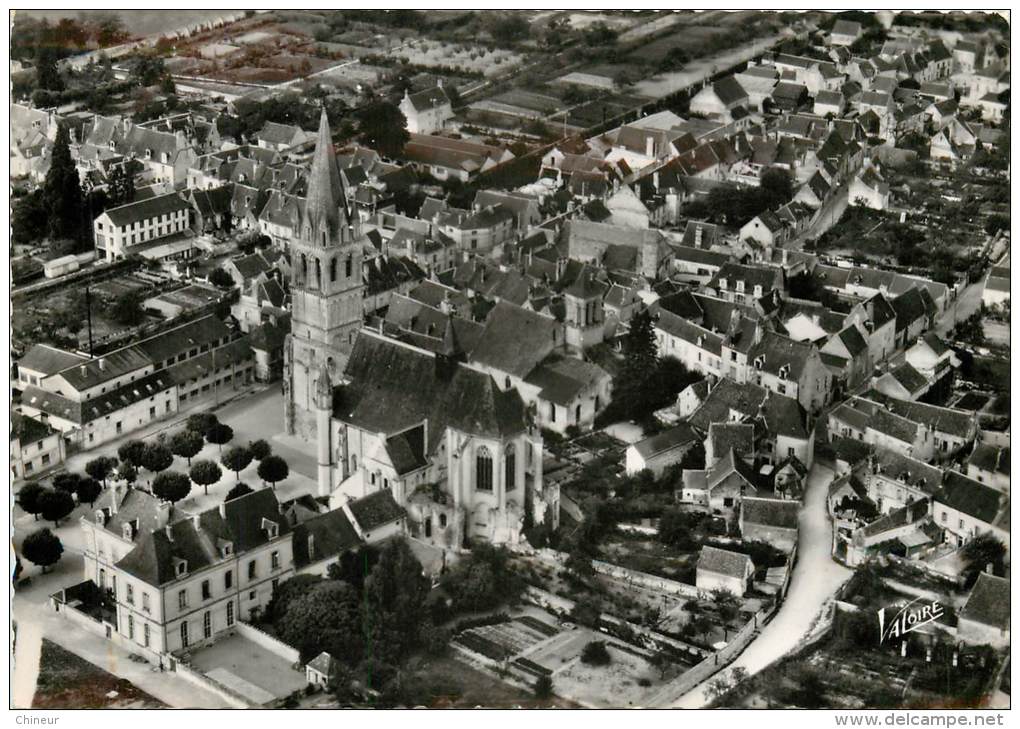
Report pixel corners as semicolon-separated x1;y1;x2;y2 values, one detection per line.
284;109;364;440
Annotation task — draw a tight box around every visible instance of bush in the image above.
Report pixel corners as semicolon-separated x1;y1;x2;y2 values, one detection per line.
533;674;554;700
580;640;611;666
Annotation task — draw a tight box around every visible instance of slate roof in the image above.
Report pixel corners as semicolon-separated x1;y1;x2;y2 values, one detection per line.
470;301;560;379
888;361;928;394
21;371;176;425
336;331;528;445
869;393;976;440
688;378;809;439
741;497;799;530
697;545;753;579
103;192;191;228
831;19;862;38
968;443;1009;477
632;423;698;461
709;422;755;458
936;471;1004;524
348;489;405;532
523;355;609;407
291;508;361;569
11;411;55;445
117;488;288;587
713;76;749;106
891;287;929;331
749;330;818;381
960;573;1011;631
837;325;869;358
18;344;90;376
874;447;943;493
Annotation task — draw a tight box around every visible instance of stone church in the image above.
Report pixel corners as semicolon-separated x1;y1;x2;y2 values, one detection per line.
284;111;558;547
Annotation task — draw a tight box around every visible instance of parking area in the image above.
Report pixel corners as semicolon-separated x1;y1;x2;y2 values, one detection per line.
187;632;306;705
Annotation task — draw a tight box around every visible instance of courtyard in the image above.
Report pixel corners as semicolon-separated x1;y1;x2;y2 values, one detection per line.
187;632;307;705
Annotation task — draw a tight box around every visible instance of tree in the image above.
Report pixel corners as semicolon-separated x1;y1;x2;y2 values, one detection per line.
533;674;554;700
249;439;272;461
267;574;323;625
111;290;145;326
257;455;289;489
961;533;1007;582
39;489;75;527
117;460;138;486
169;429;204;467
131;54;166;87
107;163;136;207
483;12;530;45
75;477;103;507
580;640;611;666
189;460;223;496
118;439;147;467
221;446;253;482
22;529;64;573
35;46;65;92
362;538;431;663
760;166;794;208
208;267;234;288
187;412;219;434
354;102;409;159
278;580;364;662
152;471;191;508
85;456;117;487
52;472;82;495
141;443;174;474
616;308;659;420
204;423;234;453
43;123;86;246
225;482;254;502
18;482;48;521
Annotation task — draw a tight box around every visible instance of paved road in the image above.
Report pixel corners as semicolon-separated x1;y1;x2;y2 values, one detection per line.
791;183;850;250
935;276;986;337
667;465;852;708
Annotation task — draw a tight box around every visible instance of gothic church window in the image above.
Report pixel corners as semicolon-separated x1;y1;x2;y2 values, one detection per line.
330;258;337;283
505;444;516;491
476;446;493;492
345;256;352;278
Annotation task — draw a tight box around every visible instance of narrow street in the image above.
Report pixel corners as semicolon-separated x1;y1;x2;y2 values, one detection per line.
666;465;852;708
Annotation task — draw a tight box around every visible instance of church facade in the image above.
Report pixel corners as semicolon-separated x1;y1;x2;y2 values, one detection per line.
284;112;558;547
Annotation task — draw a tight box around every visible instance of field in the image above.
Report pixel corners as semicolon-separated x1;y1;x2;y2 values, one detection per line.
32;639;167;709
12;274;158;353
387;40;525;78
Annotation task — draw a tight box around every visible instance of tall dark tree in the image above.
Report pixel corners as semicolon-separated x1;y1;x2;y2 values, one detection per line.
22;528;64;573
107;163;136;207
354;102;409;159
187;412;219;434
257;455;289;489
189;460;222;496
205;423;234;453
43;123;86;245
117;460;138;486
279;580;364;662
221;446;253;482
111;290;145;326
152;471;191;508
248;439;272;461
616;308;660;420
362;539;431;663
225;482;254;502
18;482;48;521
35;46;64;91
170;429;204;467
85;456;117;488
141;443;174;474
52;473;83;495
118;439;147;467
75;477;103;507
39;489;75;527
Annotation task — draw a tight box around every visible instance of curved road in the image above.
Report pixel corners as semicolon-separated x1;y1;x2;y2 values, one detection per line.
667;465;852;708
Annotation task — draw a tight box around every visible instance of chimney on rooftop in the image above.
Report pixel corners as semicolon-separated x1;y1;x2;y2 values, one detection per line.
110;484;120;515
646;136;655;158
219;501;227;520
165;524;174;543
98;358;107;371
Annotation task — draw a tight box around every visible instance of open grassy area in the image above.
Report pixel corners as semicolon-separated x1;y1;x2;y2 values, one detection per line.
404;654;572;708
32;639;167;709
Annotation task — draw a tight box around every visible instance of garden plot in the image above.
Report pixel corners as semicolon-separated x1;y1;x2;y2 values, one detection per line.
390;40;525;78
453;619;554;661
554;642;661;708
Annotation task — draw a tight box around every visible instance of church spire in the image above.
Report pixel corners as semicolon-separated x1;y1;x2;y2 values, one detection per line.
304;108;346;242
